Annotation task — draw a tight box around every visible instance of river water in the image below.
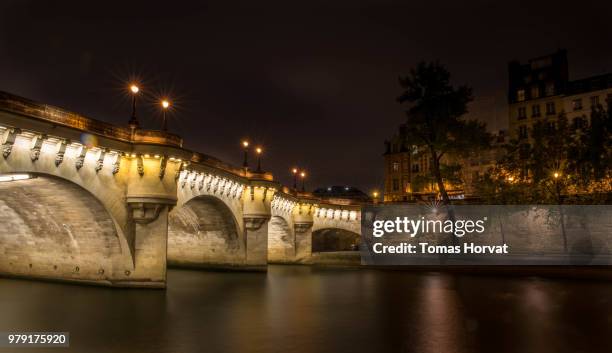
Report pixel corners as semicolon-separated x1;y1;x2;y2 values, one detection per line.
0;266;611;353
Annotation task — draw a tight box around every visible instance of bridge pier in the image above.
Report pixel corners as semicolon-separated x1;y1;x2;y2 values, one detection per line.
121;202;170;287
242;181;276;270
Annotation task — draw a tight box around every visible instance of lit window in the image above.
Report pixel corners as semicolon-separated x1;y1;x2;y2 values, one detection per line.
545;82;555;96
392;162;400;172
519;126;528;139
517;89;525;102
545;102;556;115
531;86;540;99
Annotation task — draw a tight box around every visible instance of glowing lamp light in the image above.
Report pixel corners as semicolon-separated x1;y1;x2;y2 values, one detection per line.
292;168;298;174
300;171;306;178
553;172;560;179
242;140;249;148
130;85;139;94
0;174;31;182
256;147;262;154
372;191;379;198
507;176;514;182
161;100;170;109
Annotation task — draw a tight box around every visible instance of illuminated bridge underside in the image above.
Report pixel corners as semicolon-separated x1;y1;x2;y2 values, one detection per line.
0;175;125;284
0;90;363;287
168;196;245;269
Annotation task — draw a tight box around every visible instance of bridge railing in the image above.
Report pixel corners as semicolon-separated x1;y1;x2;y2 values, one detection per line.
0;91;182;147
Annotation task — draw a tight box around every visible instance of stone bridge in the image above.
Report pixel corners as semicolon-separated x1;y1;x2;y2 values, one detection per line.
0;91;362;288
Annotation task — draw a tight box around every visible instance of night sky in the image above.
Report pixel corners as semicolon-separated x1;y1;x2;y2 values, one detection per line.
2;0;612;193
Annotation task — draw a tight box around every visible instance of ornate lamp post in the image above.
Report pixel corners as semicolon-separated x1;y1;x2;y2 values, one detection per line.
255;146;263;173
300;171;306;192
242;140;249;170
292;167;298;190
161;99;170;131
128;84;140;128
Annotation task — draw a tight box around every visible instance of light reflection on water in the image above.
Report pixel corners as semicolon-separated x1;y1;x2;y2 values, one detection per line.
0;266;611;353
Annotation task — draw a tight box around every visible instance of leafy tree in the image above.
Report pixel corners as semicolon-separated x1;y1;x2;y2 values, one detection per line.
480;106;612;204
397;62;491;204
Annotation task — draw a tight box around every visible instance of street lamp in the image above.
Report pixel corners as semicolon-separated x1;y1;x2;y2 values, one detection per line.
292;167;298;190
242;140;249;169
553;171;562;204
372;191;379;204
161;99;170;131
300;171;306;192
255;146;263;173
128;84;140;128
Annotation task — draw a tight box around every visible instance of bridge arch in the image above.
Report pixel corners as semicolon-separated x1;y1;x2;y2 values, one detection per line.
311;228;361;252
0;137;132;250
0;173;129;282
169;192;245;268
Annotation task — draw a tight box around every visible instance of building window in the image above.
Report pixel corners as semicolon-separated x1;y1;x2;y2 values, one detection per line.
572;98;583;110
519;143;530;159
531;86;540;99
518;107;527;119
531;104;541;117
519;126;528;139
392;162;400;172
472;171;480;182
412;164;420;173
590;96;600;107
392;179;399;191
517;89;525;102
545;82;555;96
573;117;586;130
545;102;555;115
546;121;555;133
